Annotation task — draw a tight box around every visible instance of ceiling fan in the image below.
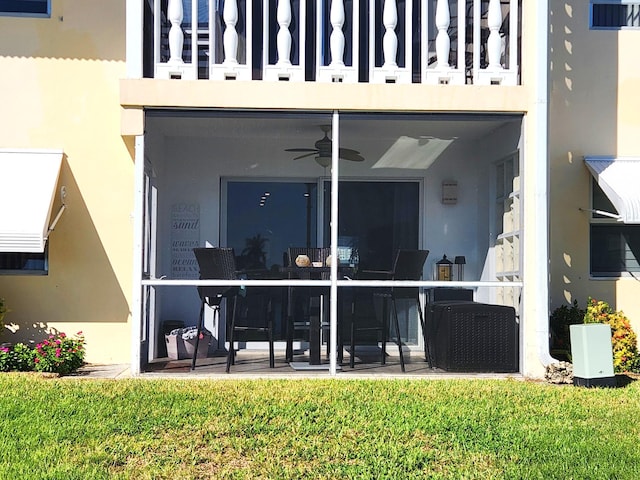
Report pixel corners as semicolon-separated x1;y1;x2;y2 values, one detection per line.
285;125;365;168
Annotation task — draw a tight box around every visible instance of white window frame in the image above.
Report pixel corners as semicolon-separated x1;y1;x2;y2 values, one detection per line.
0;0;50;18
0;249;48;275
589;179;640;278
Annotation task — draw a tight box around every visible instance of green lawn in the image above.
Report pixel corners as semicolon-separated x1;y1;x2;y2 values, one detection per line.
0;375;638;479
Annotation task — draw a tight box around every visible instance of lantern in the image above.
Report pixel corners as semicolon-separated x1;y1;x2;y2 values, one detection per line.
454;256;466;281
436;254;453;281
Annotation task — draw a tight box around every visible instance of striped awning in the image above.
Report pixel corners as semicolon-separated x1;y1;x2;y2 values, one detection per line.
584;157;640;224
0;150;64;252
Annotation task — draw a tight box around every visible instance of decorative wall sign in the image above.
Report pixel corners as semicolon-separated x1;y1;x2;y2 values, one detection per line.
171;203;200;279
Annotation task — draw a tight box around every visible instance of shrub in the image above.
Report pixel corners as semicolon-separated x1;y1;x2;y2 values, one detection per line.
584;298;640;373
549;300;585;361
0;346;11;372
33;332;86;375
0;343;35;372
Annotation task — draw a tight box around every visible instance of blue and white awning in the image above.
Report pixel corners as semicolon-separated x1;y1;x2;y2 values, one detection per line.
0;149;64;252
584;157;640;224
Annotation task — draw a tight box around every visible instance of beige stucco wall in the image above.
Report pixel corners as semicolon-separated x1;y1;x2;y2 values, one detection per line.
0;0;132;364
549;1;640;334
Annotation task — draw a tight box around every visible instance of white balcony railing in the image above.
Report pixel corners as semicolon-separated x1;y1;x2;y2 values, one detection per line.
153;0;519;85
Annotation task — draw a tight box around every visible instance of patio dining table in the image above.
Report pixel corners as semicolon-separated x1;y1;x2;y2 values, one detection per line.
280;265;354;369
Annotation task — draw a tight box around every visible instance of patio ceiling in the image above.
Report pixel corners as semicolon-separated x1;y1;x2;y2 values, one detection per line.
145;111;521;173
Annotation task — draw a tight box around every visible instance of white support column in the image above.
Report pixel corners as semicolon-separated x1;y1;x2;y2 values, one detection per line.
155;0;197;79
329;111;340;376
211;0;253;80
382;0;398;69
223;0;240;65
167;0;184;64
370;0;411;84
486;0;502;69
476;0;517;85
317;0;359;83
434;0;450;68
329;0;346;68
131;135;145;376
530;0;553;373
424;0;465;85
263;0;306;81
276;0;293;66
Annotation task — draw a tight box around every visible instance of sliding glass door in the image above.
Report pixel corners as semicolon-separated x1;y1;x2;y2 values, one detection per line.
225;180;319;272
323;180;422;345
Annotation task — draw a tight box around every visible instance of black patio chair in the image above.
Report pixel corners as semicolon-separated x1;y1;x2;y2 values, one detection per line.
349;249;430;372
192;247;275;373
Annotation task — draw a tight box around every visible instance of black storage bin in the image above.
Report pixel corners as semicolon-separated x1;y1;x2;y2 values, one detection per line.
427;301;519;373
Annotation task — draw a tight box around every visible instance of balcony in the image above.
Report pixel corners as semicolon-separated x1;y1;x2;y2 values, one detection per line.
147;0;520;86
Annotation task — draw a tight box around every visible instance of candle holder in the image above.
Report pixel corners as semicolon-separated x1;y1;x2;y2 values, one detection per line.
454;256;466;281
436;254;453;281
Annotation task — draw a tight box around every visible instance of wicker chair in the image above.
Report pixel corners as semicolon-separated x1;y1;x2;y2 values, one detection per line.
192;247;275;373
349;249;430;372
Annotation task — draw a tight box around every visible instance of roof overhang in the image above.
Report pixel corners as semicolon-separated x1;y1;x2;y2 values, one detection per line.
584;156;640;224
0;149;65;253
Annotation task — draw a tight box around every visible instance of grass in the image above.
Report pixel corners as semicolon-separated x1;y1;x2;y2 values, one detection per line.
0;376;639;479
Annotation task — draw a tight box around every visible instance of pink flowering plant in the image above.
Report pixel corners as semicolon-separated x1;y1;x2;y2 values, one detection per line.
33;331;86;375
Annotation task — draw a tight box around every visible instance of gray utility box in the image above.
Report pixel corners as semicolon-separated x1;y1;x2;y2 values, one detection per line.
570;324;616;388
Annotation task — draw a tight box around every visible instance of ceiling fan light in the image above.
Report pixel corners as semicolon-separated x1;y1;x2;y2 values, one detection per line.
315;155;332;168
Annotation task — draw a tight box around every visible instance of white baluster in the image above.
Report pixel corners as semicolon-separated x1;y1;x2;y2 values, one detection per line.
434;0;450;68
329;0;346;67
486;0;503;69
167;0;184;63
223;0;239;65
382;0;398;68
276;0;293;66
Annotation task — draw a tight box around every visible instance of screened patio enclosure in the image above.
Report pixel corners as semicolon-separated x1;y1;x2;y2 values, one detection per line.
138;110;524;374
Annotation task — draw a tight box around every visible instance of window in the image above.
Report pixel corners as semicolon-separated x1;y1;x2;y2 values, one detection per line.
0;249;48;274
0;0;49;16
591;1;640;29
590;179;640;276
225;180;318;271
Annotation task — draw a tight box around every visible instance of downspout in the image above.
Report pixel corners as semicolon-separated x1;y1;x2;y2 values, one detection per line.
127;0;144;375
534;0;556;368
131;135;145;376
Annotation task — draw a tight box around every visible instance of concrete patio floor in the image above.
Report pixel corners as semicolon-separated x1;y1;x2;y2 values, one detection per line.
74;348;523;381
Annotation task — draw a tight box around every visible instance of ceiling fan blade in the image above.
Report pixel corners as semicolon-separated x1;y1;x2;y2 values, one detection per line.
285;148;317;153
292;152;316;161
339;148;365;162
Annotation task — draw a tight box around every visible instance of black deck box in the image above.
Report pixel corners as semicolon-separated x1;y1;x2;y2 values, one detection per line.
426;301;519;373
